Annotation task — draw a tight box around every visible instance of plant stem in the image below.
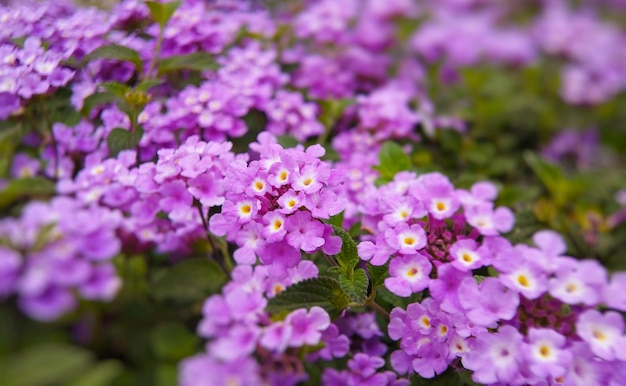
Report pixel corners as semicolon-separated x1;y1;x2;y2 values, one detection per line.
147;26;164;80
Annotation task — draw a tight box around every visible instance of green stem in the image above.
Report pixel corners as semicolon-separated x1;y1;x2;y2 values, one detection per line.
146;26;164;80
367;299;390;319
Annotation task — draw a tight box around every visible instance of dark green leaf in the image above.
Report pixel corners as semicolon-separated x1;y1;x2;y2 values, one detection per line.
0;177;55;210
338;268;368;305
155;364;178;386
80;92;117;115
151;258;227;302
0;343;93;386
157;52;219;75
276;135;299;149
146;1;182;28
107;127;143;158
330;225;359;274
367;262;389;289
67;360;123;386
267;277;350;319
326;266;344;276
376;141;412;180
82;44;143;74
150;322;200;361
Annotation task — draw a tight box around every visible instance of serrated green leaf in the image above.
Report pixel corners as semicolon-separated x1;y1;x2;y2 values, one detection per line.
267;277;350;319
0;343;93;386
157;52;219;75
0;177;55;210
338;268;368;305
107;127;144;158
376;141;412;180
82;44;143;74
150;322;200;361
326;266;344;275
330;225;359;274
151;258;227;303
146;1;182;28
67;360;123;386
80;92;117;115
367;262;389;289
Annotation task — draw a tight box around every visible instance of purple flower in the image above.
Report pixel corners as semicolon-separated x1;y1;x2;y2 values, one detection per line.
462;325;524;385
411;172;459;220
18;287;76;322
458;277;519;327
428;264;471;314
448;239;490;271
549;258;607;305
0;92;20;119
384;223;427;255
465;203;514;236
576;309;626;361
524;328;572;379
385;253;432;297
285;306;331;347
604;272;626;311
285;211;325;253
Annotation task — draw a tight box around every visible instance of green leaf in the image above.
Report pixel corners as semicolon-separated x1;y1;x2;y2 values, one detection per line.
376;141;412;180
151;258;227;303
338;268;368;305
276;135;299;149
135;79;163;93
107;127;144;158
0;122;25;177
523;151;569;205
157;52;219;75
82;44;143;74
267;277;350;319
67;360;123;386
330;225;359;275
146;1;182;28
100;81;131;99
0;343;93;386
317;98;353;129
150;322;200;361
80;92;117;115
0;177;55;210
367;262;389;289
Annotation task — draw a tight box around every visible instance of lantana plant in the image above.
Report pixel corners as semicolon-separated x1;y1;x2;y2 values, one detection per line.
1;0;625;385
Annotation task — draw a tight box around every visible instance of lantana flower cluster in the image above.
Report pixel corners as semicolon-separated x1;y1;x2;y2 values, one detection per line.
209;133;345;268
0;197;121;321
182;261;326;386
357;173;626;384
1;0;625;385
58;136;240;254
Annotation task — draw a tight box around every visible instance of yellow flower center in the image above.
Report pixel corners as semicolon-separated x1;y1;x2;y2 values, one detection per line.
517;275;530;288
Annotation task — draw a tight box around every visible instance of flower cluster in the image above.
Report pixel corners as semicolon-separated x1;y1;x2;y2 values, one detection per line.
209;134;345;268
58;136;239;253
0;37;74;118
0;197;121;321
359;171;626;383
181;262;328;386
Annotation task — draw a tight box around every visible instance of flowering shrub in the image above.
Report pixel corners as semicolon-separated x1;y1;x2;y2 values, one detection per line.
1;0;625;385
